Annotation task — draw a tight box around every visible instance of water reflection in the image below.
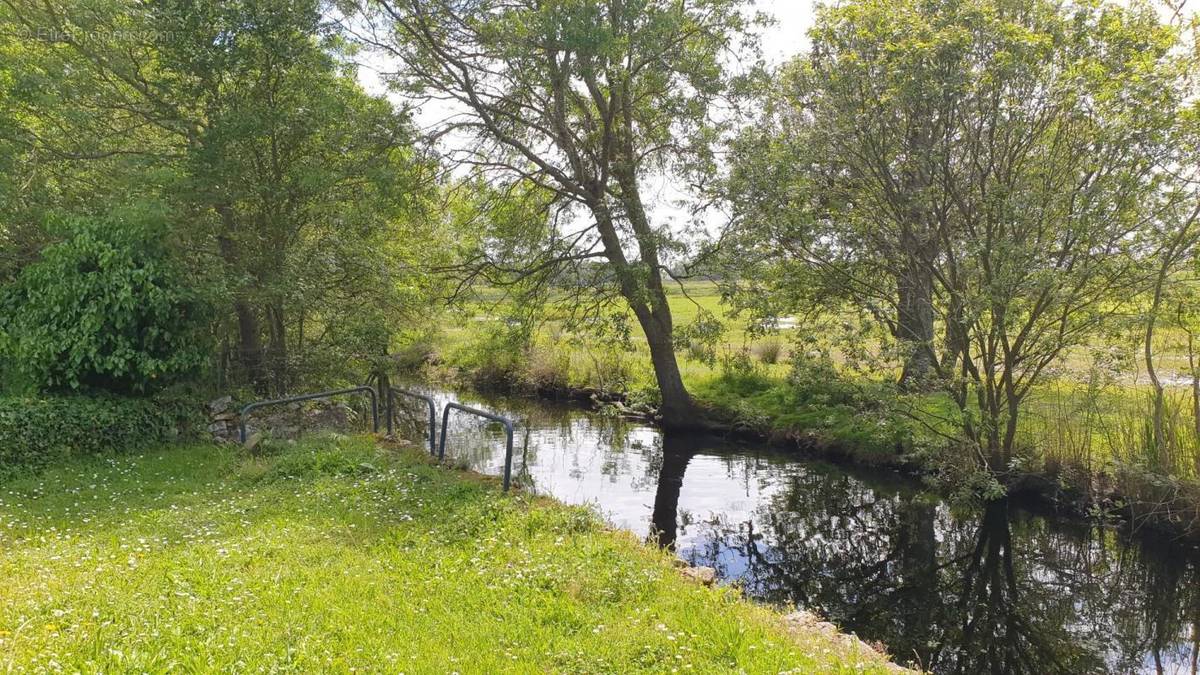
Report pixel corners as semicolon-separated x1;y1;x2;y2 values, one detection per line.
392;384;1200;674
649;438;691;550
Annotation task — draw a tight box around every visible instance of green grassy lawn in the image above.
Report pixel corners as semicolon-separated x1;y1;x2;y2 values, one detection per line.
0;436;898;673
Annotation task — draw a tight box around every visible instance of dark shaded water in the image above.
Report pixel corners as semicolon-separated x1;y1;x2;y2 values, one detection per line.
394;384;1200;674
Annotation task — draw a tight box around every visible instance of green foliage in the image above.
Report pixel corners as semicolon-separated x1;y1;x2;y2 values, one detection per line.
695;355;912;464
0;0;440;394
725;0;1198;467
0;212;209;394
526;337;573;392
452;319;535;387
0;394;196;480
673;308;724;361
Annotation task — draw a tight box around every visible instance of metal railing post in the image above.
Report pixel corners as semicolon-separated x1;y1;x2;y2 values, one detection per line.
384;383;393;437
437;402;516;491
239;386;379;443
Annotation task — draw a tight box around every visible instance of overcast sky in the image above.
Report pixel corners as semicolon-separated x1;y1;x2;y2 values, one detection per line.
758;0;817;63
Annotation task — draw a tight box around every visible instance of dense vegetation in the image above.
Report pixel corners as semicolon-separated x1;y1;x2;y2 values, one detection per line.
0;0;442;398
3;0;1200;669
0;394;196;480
1;0;1199;532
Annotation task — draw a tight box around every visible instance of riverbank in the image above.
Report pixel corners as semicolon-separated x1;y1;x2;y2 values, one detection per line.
386;380;1200;672
419;353;1200;543
0;434;904;672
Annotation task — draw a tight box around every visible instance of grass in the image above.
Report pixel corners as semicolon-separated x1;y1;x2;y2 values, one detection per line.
431;280;1200;539
440;281;793;390
689;371;911;465
0;435;899;673
440;280;1200;468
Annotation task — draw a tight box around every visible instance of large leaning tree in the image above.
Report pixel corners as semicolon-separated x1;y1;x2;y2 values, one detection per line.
352;0;759;428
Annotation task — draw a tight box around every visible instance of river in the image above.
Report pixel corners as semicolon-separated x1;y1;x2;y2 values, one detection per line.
387;383;1200;674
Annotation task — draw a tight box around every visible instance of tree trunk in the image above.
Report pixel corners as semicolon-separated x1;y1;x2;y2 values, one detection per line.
589;196;700;430
216;225;267;393
634;302;697;429
897;260;936;388
1146;254;1170;457
1188;334;1200;454
232;300;266;392
266;303;288;395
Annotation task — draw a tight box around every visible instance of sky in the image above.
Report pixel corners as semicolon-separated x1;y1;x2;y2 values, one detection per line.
350;1;822;240
355;0;818;109
758;0;817;64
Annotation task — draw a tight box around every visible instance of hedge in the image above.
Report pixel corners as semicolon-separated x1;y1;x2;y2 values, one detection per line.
0;395;199;480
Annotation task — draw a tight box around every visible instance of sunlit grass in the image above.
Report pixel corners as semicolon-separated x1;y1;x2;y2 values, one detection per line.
0;436;897;673
436;280;1200;479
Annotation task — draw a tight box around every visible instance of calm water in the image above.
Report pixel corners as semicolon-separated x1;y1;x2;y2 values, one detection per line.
391;384;1200;674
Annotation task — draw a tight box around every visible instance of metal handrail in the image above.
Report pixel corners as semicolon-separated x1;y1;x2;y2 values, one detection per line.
387;387;437;455
239;386;379;443
437;402;516;491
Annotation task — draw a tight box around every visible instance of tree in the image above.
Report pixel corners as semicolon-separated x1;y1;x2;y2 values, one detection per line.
725;0;965;387
1;0;435;393
727;0;1196;468
933;0;1195;469
354;0;759;428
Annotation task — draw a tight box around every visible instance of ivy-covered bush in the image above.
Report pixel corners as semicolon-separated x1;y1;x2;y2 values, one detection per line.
0;395;199;479
0;211;210;394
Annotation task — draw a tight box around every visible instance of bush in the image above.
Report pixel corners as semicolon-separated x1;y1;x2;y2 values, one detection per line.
753;338;784;364
0;211;210;394
0;394;199;479
527;342;572;391
454;319;532;386
578;342;632;392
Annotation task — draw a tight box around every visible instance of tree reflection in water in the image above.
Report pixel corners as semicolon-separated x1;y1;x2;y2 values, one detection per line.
407;385;1200;675
664;454;1200;674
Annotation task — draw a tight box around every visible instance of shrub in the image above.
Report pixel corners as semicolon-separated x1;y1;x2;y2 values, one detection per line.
719;346;758;377
0;394;199;479
0;212;210;394
454;319;532;386
392;329;439;371
753;338;784;364
579;342;632;392
527;343;572;391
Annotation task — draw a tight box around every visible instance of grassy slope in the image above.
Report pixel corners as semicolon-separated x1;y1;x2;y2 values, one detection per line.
0;436;897;673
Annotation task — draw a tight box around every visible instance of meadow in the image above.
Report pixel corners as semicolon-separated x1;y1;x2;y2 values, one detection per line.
434;281;1200;528
0;434;898;673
